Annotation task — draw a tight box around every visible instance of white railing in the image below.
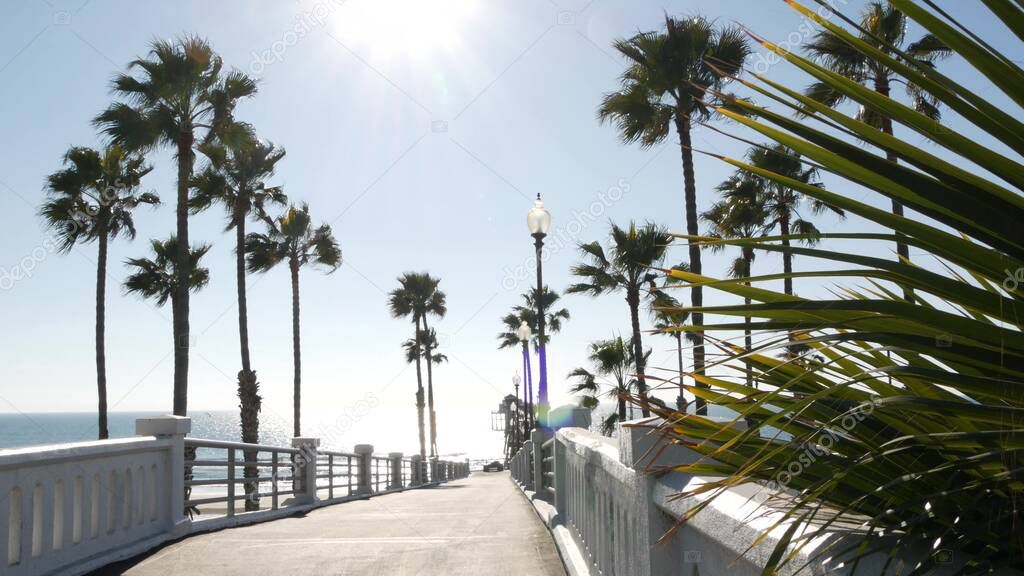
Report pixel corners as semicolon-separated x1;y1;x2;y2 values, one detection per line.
509;415;968;576
0;416;470;576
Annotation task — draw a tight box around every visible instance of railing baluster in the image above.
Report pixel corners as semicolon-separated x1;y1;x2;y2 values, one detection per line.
272;451;279;510
226;449;235;517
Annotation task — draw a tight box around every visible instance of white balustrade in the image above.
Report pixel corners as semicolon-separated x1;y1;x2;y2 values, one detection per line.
0;416;470;576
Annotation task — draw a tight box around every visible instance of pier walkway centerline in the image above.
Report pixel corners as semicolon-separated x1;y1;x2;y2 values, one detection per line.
98;471;566;576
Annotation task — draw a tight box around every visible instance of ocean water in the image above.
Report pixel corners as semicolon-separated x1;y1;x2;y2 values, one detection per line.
0;411;291;451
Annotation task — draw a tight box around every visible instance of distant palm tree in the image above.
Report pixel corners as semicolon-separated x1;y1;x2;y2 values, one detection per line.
703;189;771;390
498;287;570;430
804;2;948;293
569;336;648;436
41;145;157;439
599;15;750;415
190;133;286;511
123;237;211;321
388;272;442;459
649;285;692;411
246;204;341;437
498;313;534;430
568;222;672;417
740;145;843;297
404;328;448;366
95;36;256;416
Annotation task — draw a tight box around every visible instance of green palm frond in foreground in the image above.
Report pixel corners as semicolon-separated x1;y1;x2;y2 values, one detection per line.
644;1;1024;573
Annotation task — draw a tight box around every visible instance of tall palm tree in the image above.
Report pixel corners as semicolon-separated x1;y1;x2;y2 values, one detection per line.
598;15;750;415
246;204;341;437
804;2;949;293
387;272;442;459
568;336;648;436
123;237;211;325
189;133;286;511
740;145;844;297
41;146;157;439
567;222;672;417
95;36;256;416
703;191;771;390
421;286;445;459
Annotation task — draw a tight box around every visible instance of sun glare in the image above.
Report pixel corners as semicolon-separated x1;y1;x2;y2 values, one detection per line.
332;0;480;60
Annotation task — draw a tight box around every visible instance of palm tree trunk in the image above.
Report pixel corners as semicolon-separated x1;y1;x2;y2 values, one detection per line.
290;256;302;437
675;333;686;413
235;207;261;511
422;316;437;458
173;131;194;417
780;212;793;297
413;316;426;459
617;395;626;422
873;75;913;302
95;213;109;440
627;287;650;418
676;113;707;415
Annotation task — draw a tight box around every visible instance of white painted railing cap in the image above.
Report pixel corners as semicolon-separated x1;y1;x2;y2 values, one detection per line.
354;444;373;454
388;452;403;458
618;416;746;469
547;404;592;430
136;415;191;436
291;437;321;448
411;454;423;461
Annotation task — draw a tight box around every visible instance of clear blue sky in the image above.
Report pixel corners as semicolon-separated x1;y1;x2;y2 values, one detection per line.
0;0;1012;457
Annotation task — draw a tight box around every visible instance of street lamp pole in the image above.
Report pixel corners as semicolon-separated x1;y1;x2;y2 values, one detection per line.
527;194;551;429
516;321;533;430
512;374;521;446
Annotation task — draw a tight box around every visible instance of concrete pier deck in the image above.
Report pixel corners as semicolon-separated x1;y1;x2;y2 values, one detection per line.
95;471;565;576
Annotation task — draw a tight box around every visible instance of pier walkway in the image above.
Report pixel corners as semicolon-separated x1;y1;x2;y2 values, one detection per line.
98;471;565;576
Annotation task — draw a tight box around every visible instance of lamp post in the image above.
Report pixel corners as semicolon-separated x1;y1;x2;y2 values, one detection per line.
516;321;533;430
512;373;521;446
527;194;551;429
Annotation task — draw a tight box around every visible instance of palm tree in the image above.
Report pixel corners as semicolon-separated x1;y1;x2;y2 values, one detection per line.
703;190;771;390
804;2;949;291
95;36;256;416
387;272;442;459
515;286;571;347
598;15;750;415
246;204;341;437
498;313;534;431
741;144;844;297
498;287;571;430
568;336;648;436
41;146;157;439
567;222;671;417
421;286;445;459
190;133;286;511
123;237;211;324
404;328;448;365
649;287;691;412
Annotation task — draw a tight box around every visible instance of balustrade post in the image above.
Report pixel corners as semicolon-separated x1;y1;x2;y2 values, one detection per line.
354;444;373;495
135;415;191;536
429;458;439;484
530;428;550;499
388;452;403;490
290;437;320;505
522;439;534;490
410;454;423;486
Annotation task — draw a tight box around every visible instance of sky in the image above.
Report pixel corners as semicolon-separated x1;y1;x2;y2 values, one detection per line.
0;0;1015;459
